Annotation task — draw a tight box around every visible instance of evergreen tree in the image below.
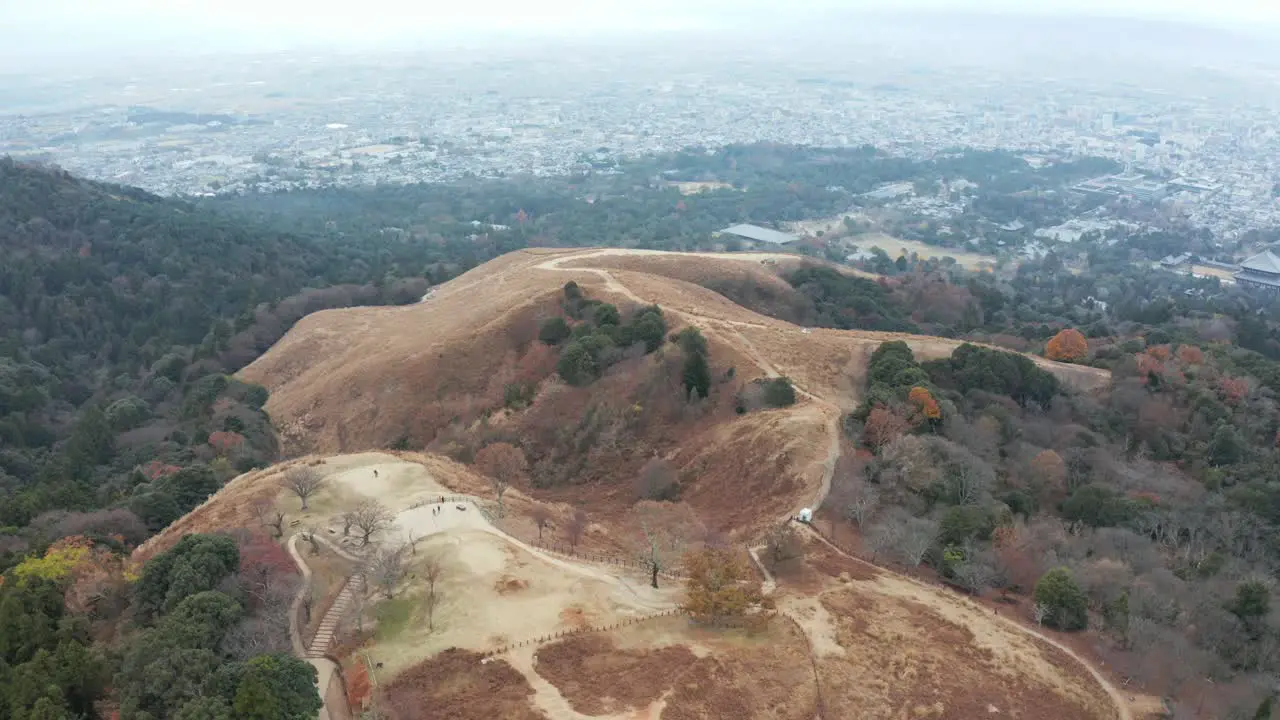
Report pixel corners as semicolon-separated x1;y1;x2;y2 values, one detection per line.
683;350;711;399
556;342;596;386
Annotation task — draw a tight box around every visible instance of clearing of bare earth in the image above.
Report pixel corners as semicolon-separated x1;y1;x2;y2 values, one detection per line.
366;525;680;679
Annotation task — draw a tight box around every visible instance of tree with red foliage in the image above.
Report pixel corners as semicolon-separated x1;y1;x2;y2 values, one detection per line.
864;405;910;452
1218;376;1249;405
140;460;181;481
1175;344;1204;365
235;531;298;608
993;525;1041;595
1135;352;1166;386
208;430;245;456
1044;328;1089;363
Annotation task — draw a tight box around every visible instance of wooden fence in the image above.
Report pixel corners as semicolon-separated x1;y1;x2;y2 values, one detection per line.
526;538;689;580
479;608;690;658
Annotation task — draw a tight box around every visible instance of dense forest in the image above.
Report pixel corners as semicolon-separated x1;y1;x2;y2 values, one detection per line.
823;254;1280;717
0;157;483;566
0;527;317;719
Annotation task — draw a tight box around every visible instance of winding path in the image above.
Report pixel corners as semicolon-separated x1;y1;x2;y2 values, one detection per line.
287;533;347;720
534;248;1133;720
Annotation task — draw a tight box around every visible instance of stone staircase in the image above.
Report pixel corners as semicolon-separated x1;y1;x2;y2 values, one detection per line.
307;572;364;659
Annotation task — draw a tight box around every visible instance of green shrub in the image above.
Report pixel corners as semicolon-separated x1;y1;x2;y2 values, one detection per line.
557;342;597;386
503;382;537;409
593;303;621;327
538;317;571;345
1033;567;1088;631
761;377;797;407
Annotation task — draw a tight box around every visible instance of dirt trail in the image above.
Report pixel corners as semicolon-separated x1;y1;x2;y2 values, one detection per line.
286;533;347;720
536;248;1130;720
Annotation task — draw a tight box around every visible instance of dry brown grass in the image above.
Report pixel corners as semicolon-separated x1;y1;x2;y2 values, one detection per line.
131;461;299;563
780;533;1119;720
379;648;546;720
232;245;1108;549
534;633;698;715
659;618;818;720
239;248;1106;456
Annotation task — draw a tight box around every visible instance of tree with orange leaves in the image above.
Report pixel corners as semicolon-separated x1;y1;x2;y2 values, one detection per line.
682;546;762;625
1044;328;1088;363
908;386;942;422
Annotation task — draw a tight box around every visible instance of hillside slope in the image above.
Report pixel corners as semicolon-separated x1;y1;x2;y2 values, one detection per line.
242;247;1106;431
239;248;1107;534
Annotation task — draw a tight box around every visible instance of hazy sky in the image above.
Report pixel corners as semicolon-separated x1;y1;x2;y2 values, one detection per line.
2;0;1278;64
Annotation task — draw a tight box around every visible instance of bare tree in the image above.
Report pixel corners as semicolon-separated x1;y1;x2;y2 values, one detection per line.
864;521;901;562
531;506;553;541
953;547;997;595
340;510;357;537
949;464;987;506
1033;602;1049;626
222;584;295;661
352;499;394;546
898;516;938;567
370;544;409;598
841;480;881;527
565;508;588;551
632;501;701;589
634;457;679;501
282;466;326;510
421;550;445;633
474;442;526;517
765;522;803;571
252;499;286;538
304;527;321;555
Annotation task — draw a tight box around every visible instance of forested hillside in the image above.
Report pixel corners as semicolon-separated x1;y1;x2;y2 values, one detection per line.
0;158;478;563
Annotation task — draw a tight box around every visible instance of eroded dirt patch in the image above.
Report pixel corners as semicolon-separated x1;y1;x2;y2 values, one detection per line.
534;633;698;715
380;648;545;720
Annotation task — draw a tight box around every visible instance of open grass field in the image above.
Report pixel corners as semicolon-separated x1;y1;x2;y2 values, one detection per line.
851;232;1002;271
